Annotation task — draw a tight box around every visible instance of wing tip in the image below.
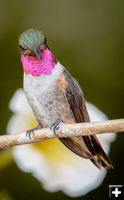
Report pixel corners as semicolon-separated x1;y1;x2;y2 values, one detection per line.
91;155;114;169
90;135;114;169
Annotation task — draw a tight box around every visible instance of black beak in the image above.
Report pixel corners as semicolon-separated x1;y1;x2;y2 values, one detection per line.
33;48;42;60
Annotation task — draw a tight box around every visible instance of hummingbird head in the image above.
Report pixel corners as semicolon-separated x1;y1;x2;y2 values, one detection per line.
19;29;46;59
19;29;57;76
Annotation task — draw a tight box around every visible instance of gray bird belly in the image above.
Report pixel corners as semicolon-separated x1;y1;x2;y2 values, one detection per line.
24;74;74;127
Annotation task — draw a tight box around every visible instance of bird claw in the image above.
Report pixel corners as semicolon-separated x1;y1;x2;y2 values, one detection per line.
50;119;64;135
26;128;37;139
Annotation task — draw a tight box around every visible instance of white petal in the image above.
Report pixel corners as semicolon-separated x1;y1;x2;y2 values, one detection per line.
7;114;30;134
42;159;106;197
7;89;37;134
13;145;49;180
86;102;108;122
9;88;33;116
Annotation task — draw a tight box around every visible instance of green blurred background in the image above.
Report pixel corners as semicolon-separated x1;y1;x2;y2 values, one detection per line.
0;0;124;199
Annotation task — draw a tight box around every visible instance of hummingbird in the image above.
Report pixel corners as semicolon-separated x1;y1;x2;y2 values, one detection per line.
19;28;113;169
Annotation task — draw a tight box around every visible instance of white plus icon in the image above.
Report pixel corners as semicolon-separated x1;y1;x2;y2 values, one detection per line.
112;187;121;197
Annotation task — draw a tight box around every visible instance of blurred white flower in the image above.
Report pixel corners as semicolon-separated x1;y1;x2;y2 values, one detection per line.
7;89;116;197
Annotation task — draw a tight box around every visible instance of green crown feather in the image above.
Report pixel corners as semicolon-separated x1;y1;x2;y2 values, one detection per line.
19;29;45;49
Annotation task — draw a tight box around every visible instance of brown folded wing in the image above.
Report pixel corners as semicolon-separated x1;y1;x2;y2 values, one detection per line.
59;68;113;169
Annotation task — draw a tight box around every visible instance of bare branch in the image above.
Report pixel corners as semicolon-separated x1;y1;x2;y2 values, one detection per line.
0;118;124;149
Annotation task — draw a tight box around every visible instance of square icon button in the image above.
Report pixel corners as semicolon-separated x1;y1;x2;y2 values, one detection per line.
109;185;124;199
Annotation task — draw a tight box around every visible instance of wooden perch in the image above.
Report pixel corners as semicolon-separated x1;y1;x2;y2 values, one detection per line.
0;118;124;149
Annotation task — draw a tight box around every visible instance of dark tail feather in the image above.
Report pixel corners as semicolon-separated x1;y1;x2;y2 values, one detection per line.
90;135;113;169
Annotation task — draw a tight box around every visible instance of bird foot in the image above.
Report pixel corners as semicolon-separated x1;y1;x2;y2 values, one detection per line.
26;125;40;139
50;119;64;135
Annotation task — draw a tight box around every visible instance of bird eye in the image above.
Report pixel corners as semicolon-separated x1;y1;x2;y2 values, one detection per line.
20;45;25;50
20;45;32;55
